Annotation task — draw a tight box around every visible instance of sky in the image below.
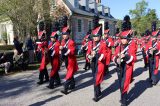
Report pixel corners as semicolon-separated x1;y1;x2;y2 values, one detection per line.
102;0;160;19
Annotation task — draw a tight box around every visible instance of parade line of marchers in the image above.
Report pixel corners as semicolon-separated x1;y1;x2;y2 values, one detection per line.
36;15;160;106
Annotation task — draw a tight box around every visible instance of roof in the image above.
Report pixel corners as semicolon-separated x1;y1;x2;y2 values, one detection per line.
63;0;116;21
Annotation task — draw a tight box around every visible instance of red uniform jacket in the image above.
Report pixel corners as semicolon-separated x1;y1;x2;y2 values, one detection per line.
81;40;90;62
133;38;138;52
36;40;49;71
48;41;60;77
112;38;121;59
112;44;134;94
130;40;137;62
146;40;160;75
81;40;89;51
87;41;106;86
140;40;145;50
104;37;114;65
114;38;121;49
61;39;79;80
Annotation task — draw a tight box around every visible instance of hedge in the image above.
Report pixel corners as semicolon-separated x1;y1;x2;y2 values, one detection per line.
0;45;14;50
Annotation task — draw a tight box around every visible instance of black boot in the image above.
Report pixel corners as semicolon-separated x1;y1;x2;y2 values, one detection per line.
44;68;49;82
152;75;158;86
54;72;61;87
37;80;43;85
54;79;61;87
69;83;75;90
83;62;87;70
37;71;44;85
144;63;148;68
61;80;69;95
61;86;68;95
152;81;157;85
93;85;101;102
130;73;134;83
86;62;91;70
105;65;109;75
54;77;61;87
47;77;54;89
92;97;99;102
121;93;127;106
69;77;75;90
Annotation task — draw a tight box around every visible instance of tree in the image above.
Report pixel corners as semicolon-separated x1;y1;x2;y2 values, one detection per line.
116;19;122;31
0;0;38;40
2;32;8;45
129;0;148;18
0;0;71;40
0;0;54;40
129;0;158;36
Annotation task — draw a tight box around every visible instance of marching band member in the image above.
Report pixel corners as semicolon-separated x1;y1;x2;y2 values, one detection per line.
60;26;78;94
81;31;92;70
140;31;150;68
47;30;61;89
112;15;134;106
87;26;106;102
146;22;160;85
36;31;49;85
103;22;114;75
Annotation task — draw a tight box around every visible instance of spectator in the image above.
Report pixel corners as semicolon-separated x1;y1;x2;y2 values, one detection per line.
26;35;34;63
13;35;26;70
13;35;23;55
0;53;11;74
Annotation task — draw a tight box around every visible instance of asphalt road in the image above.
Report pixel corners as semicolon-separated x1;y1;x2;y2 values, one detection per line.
0;50;160;106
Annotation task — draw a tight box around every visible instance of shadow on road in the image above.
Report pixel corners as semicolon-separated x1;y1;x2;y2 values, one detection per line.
0;78;34;99
133;67;147;78
29;95;63;106
156;72;160;84
108;67;117;76
136;58;143;62
136;53;142;57
77;61;85;65
73;72;93;92
127;78;152;105
100;79;119;100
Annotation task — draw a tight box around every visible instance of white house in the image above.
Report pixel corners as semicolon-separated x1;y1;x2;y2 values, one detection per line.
0;20;14;45
0;0;116;45
52;0;117;44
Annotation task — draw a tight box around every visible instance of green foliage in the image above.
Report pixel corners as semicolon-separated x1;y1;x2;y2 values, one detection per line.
0;45;14;50
116;20;122;31
157;20;160;28
129;0;159;36
2;32;7;41
0;0;38;37
129;0;148;18
0;0;52;38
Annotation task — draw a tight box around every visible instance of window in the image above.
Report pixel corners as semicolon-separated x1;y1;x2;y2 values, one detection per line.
78;19;82;32
88;21;92;30
75;0;79;8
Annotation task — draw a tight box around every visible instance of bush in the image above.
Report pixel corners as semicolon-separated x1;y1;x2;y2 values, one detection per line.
0;45;14;50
